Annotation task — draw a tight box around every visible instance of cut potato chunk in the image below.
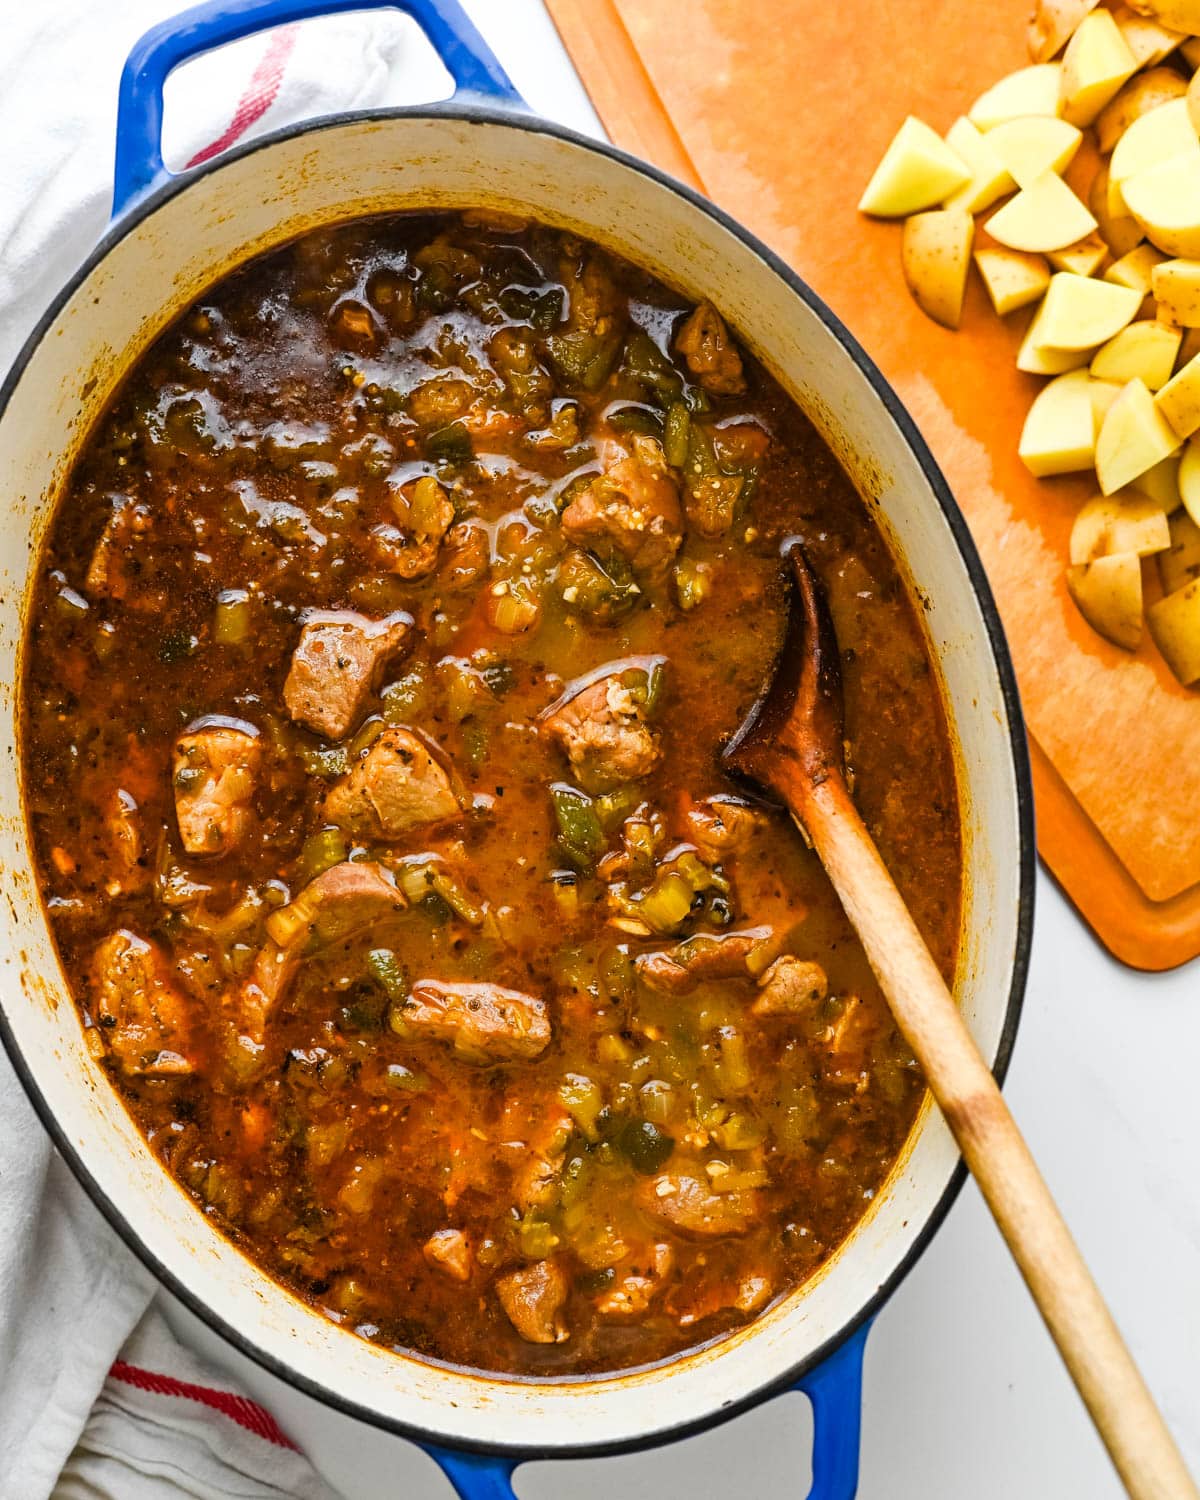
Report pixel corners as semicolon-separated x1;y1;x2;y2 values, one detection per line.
943;118;1015;213
1059;11;1138;128
1089;378;1125;426
1159;507;1200;592
1147;578;1200;683
974;247;1051;314
1155;353;1200;439
1178;436;1200;526
1066;552;1143;649
1132;0;1200;32
1111;5;1184;69
1070;491;1171;563
1104;165;1130;224
1096;377;1180;493
853;4;1200;670
901;209;974;328
1150;258;1200;326
1122;151;1200;259
1108;100;1199;211
1096;69;1189;156
1048;234;1109;277
1037;272;1141;349
987;172;1097;253
970;65;1063;130
1103;243;1167;295
988;116;1082;187
1131;453;1182;511
1018;368;1097;476
1028;0;1101;62
1089;161;1145;258
1090;320;1181;388
859;117;971;217
1016;299;1093;375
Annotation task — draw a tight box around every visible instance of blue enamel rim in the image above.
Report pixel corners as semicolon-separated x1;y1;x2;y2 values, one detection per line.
0;103;1035;1462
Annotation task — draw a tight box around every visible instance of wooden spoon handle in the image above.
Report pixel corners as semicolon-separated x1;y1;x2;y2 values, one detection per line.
796;772;1198;1500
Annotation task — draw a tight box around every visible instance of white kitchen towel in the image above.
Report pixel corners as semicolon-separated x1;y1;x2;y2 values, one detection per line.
0;0;448;373
0;4;428;1497
52;1308;341;1500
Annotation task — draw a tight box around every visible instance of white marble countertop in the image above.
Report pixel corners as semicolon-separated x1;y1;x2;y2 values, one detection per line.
115;1;1200;1491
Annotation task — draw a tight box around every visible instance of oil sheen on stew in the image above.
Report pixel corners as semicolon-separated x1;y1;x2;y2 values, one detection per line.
22;212;961;1378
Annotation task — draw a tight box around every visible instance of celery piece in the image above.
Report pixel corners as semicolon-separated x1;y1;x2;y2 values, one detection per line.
264;891;316;948
213;588;251;645
713;1025;752;1093
296;828;348;885
518;1213;560;1259
595;783;640;831
367;948;408;1003
558;1073;604;1142
637;871;695;933
550;870;579;919
382;669;428;725
674;557;713;612
639;1079;675;1124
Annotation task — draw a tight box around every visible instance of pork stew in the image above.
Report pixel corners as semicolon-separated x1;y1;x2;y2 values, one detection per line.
21;212;961;1377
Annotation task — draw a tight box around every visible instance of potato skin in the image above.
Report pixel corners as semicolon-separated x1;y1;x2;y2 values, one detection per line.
1090;161;1144;260
1135;0;1200;35
1067;553;1144;650
1090;321;1181;390
1148;578;1200;683
1027;0;1101;63
901;209;974;329
1069;492;1171;565
1157;355;1200;440
1096;68;1188;155
1151;260;1200;328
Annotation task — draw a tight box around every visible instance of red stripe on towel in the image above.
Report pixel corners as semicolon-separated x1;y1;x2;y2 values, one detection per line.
109;1360;299;1449
186;23;299;168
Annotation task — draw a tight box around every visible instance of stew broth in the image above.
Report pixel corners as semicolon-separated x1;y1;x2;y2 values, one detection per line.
21;212;960;1376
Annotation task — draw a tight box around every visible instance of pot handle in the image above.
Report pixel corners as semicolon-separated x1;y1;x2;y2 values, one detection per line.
421;1321;870;1500
112;0;524;217
796;1318;869;1500
423;1446;519;1499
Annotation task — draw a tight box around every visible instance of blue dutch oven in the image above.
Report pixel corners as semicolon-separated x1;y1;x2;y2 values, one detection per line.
0;1;1033;1495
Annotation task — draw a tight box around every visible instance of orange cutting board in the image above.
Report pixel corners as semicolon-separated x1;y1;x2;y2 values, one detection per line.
547;0;1200;971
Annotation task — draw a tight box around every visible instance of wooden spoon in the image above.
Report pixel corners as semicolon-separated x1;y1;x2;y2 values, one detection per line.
722;541;1197;1500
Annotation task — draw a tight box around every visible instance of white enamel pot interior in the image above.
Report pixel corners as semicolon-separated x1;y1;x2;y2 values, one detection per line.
0;109;1033;1456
